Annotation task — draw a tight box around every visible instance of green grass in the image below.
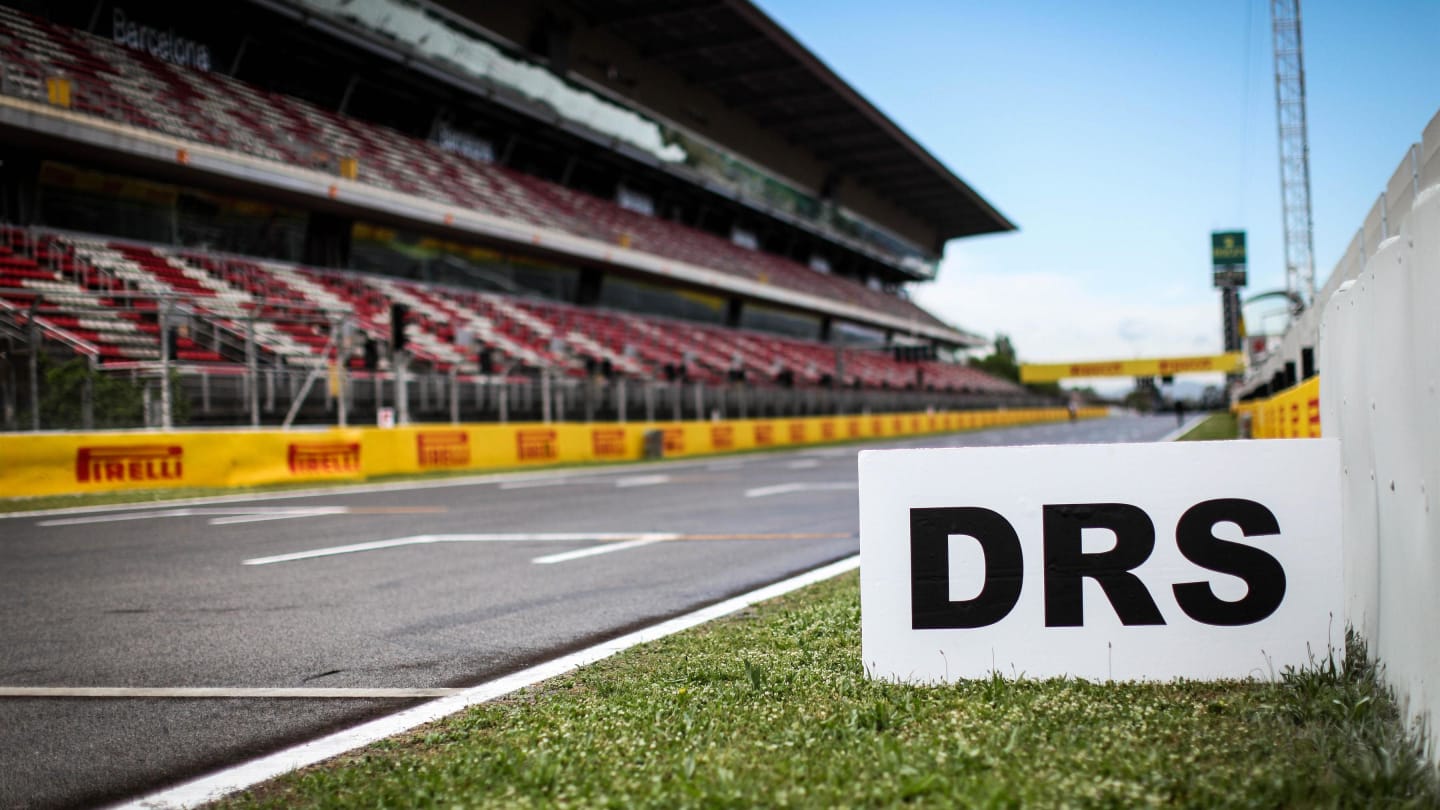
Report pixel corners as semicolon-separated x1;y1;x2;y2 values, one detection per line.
220;573;1436;809
1179;412;1239;442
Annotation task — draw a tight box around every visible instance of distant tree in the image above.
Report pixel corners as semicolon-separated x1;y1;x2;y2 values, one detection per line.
970;334;1063;398
970;334;1019;382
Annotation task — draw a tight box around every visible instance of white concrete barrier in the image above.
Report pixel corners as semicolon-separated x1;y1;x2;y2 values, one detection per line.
1316;108;1440;757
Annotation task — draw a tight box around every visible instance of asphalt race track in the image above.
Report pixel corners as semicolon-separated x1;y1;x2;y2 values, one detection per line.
0;413;1185;809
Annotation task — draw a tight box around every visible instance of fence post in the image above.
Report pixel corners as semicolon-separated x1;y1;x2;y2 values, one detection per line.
159;299;173;430
617;378;627;423
449;367;459;425
245;317;259;426
396;351;410;425
27;312;39;432
541;369;552;424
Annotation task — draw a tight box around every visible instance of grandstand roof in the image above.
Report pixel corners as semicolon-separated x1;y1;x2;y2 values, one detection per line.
565;0;1016;243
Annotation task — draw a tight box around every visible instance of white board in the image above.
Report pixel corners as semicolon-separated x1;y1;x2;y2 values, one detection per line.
858;439;1342;682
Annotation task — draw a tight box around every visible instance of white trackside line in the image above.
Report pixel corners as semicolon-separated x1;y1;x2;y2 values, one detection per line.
497;479;574;490
744;482;858;498
208;508;349;526
242;533;680;566
786;459;821;469
531;536;672;564
0;687;461;699
39;508;199;526
112;554;860;810
42;506;349;527
1159;413;1211;442
613;474;670;488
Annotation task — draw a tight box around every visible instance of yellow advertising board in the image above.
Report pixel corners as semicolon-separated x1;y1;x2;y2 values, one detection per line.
0;406;1106;499
1020;353;1245;383
1233;376;1320;439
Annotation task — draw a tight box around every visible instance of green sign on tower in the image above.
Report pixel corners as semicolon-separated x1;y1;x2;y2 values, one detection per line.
1211;230;1246;288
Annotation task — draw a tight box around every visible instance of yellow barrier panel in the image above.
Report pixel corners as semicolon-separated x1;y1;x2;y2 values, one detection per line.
0;407;1107;499
1021;352;1245;383
1233;376;1320;439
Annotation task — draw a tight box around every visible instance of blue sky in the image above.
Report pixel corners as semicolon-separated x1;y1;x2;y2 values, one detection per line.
756;0;1440;366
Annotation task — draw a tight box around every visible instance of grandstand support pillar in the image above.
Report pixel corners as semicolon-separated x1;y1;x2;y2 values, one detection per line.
499;379;509;424
693;382;704;421
644;382;655;423
246;318;259;427
541;368;552;424
159;300;173;431
616;379;627;423
671;382;681;422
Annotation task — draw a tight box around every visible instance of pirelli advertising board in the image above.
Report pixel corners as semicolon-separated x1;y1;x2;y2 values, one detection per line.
0;407;1108;498
1019;352;1245;384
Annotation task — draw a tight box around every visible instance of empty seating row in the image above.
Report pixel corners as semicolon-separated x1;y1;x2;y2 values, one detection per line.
0;228;1021;394
0;6;952;334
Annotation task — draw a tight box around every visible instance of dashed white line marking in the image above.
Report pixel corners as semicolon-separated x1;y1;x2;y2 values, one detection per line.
113;555;860;810
498;478;574;490
39;506;441;527
744;482;858;498
613;474;671;488
531;535;673;564
241;533;662;566
786;459;821;469
0;687;460;699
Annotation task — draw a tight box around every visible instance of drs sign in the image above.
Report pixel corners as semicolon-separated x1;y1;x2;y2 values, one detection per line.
858;440;1342;682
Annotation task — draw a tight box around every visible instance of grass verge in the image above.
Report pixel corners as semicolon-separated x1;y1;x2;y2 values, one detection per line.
1179;412;1239;442
221;573;1435;809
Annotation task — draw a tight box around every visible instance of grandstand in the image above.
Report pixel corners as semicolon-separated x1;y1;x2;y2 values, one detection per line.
0;0;1025;427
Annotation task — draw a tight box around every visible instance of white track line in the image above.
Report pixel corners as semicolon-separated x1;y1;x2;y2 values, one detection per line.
1159;413;1212;442
745;482;857;498
0;687;460;699
112;554;860;810
242;533;676;566
531;536;670;564
205;509;349;526
613;474;671;488
786;459;821;469
42;507;348;527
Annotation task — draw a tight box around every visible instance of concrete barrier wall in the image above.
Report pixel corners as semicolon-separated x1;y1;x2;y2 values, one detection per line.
0;406;1104;498
1234;107;1440;757
1319;178;1440;752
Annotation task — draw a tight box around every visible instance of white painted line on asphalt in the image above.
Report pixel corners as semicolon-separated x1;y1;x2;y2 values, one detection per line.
1159;413;1212;442
786;459;821;469
613;474;671;488
0;687;461;699
207;508;349;526
242;533;677;566
531;535;673;564
744;482;858;498
38;506;433;527
112;554;860;810
498;478;574;490
705;461;745;471
39;508;201;526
